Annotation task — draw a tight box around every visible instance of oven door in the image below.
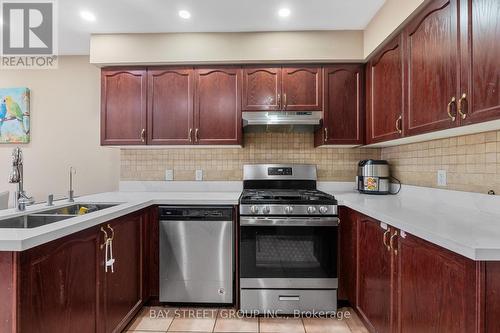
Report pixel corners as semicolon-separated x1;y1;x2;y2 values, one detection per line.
240;216;338;289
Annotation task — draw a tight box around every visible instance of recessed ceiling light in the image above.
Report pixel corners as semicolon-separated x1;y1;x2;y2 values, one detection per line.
178;10;191;19
278;8;291;17
80;10;96;22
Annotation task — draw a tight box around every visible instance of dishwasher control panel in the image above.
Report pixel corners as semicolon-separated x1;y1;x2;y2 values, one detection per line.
159;206;233;221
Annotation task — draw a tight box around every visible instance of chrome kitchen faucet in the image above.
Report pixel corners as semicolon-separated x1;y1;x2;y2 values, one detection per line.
8;147;34;211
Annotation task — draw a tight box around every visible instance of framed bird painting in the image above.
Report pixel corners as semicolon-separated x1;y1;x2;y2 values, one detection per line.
0;88;30;143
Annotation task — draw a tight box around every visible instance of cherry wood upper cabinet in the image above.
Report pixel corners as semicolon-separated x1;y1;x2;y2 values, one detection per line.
404;0;461;136
194;68;242;145
242;67;282;111
367;35;404;144
19;226;103;333
396;233;478;333
282;67;322;111
147;68;194;145
357;217;394;333
459;0;500;124
315;65;364;146
104;213;145;333
101;69;147;145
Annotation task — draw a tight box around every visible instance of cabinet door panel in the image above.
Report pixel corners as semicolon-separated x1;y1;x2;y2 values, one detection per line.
404;0;460;136
282;67;322;111
357;218;392;333
320;65;364;145
396;234;477;333
338;208;357;305
367;36;404;143
104;213;144;333
148;68;194;145
195;68;242;145
19;227;102;333
101;69;147;145
460;0;500;124
242;67;281;111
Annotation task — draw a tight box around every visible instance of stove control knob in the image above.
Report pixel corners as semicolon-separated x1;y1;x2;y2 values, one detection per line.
307;206;317;214
319;206;329;214
284;206;294;215
250;206;259;214
262;206;271;214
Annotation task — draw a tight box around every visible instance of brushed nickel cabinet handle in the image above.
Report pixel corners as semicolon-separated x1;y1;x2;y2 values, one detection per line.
140;129;146;142
100;227;109;249
277;93;281;109
396;115;402;134
324;127;328;143
383;229;391;251
447;97;457;122
195;128;199;143
189;128;193;142
390;231;398;255
107;224;114;241
458;93;467;119
283;93;287;110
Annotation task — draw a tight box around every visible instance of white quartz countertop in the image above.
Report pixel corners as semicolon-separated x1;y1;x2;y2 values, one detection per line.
0;190;241;251
1;180;500;260
318;183;500;261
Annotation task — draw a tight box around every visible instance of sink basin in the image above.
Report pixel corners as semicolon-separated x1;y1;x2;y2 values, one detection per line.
0;215;73;228
35;203;119;215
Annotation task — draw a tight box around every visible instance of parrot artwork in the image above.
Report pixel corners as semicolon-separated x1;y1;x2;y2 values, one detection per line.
0;99;6;136
4;96;27;134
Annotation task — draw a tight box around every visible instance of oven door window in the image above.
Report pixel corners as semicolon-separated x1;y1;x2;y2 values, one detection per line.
240;226;337;278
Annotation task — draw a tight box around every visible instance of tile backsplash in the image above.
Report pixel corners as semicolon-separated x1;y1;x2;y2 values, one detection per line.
121;132;380;181
382;131;500;194
120;130;500;195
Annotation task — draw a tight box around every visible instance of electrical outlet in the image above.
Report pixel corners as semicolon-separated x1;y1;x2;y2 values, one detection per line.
165;169;174;181
437;170;447;186
195;169;203;181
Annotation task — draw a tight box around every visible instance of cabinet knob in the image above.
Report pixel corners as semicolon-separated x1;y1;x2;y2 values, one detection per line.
195;128;199;143
458;93;467;119
189;128;193;142
324;127;328;143
140;129;146;142
447;97;457;122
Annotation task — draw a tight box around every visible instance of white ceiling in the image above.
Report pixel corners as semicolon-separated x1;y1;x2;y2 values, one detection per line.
59;0;385;55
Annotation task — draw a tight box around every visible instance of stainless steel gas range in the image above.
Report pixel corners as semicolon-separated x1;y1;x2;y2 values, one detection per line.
239;164;339;314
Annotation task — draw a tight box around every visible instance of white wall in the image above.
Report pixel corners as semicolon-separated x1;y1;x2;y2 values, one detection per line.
363;0;428;58
0;56;120;207
90;31;364;65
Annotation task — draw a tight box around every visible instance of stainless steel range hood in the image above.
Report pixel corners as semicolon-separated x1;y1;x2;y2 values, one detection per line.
242;111;322;127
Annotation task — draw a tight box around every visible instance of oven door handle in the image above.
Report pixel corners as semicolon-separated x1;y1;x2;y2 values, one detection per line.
240;216;339;226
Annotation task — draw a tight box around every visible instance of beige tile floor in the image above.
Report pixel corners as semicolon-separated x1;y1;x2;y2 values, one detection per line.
125;306;368;333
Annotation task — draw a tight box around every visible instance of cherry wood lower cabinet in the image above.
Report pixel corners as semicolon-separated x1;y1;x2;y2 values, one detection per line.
356;215;395;333
339;207;500;333
0;208;153;333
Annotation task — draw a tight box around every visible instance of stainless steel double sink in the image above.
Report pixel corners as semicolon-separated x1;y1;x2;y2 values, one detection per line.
0;203;119;229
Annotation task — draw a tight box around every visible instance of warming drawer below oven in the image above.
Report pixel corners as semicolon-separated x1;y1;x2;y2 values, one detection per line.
240;289;337;314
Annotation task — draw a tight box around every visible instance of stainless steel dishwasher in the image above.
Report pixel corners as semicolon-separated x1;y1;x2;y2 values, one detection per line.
159;206;234;304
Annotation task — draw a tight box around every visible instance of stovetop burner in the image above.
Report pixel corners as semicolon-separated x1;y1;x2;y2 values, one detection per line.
240;189;336;205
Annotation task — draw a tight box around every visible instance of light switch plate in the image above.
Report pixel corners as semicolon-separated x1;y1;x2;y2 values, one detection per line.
165;169;174;181
437;170;447;186
195;169;203;181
